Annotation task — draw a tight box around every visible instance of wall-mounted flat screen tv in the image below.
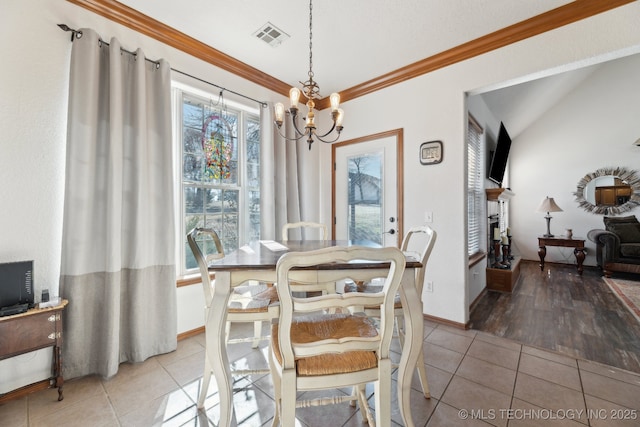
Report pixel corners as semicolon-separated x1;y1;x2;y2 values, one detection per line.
0;260;34;308
488;122;512;186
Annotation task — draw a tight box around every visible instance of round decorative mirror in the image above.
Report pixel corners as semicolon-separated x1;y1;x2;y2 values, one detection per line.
574;167;640;214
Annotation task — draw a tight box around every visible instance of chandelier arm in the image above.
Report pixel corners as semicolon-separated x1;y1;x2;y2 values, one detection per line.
274;123;309;142
314;122;338;139
312;130;343;144
289;113;309;137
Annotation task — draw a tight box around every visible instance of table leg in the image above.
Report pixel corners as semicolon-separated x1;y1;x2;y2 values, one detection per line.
538;245;547;271
397;269;421;427
204;271;236;427
54;344;64;401
574;249;585;275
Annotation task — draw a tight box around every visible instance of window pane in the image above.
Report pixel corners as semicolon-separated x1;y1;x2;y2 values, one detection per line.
183;101;204;129
184;187;204;214
183;127;202;156
184;214;204;269
205;188;223;214
248;189;261;242
246;116;261;188
183;153;205;182
347;153;382;244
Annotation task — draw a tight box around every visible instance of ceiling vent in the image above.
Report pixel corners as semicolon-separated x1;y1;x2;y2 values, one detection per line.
253;22;289;47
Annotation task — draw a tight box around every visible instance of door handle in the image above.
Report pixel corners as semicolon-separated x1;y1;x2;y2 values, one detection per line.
384;229;396;235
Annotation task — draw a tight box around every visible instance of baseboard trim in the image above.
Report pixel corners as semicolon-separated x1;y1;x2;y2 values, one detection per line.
0;380;51;403
423;313;468;330
178;326;205;341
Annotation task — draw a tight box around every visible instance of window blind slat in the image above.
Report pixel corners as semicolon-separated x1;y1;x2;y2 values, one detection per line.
467;116;484;256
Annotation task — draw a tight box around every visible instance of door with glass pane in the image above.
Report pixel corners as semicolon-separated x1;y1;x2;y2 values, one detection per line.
332;129;403;247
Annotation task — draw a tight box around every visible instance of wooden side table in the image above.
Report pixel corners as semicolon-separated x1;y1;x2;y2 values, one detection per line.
538;236;586;275
0;299;68;402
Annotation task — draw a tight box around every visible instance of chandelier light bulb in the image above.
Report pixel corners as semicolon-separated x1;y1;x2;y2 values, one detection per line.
274;103;285;124
289;87;301;108
329;93;340;112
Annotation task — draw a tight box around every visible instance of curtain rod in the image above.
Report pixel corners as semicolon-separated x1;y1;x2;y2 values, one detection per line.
58;24;268;108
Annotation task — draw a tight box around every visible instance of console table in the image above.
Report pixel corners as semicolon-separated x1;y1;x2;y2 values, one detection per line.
538;236;585;275
0;299;68;402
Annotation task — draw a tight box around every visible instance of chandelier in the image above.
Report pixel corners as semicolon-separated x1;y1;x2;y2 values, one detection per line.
274;0;344;150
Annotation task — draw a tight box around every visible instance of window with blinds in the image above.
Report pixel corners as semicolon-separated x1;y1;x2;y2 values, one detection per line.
467;115;484;257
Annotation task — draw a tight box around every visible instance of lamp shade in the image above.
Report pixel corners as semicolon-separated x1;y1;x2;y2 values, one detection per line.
537;196;563;213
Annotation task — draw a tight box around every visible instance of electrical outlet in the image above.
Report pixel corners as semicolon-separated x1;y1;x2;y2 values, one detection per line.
426;281;433;292
424;211;433;223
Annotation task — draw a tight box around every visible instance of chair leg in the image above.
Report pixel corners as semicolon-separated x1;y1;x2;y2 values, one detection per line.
280;369;297;426
252;320;262;348
198;352;212;409
416;348;431;398
349;386;358;407
375;360;392;427
356;384;374;425
269;349;281;427
397;315;430;398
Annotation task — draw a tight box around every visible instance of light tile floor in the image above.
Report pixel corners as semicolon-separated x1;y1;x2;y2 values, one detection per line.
1;320;639;426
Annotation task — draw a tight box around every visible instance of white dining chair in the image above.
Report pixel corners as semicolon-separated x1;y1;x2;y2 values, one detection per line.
187;228;279;406
281;221;334;296
281;221;328;241
269;245;406;427
345;225;437;398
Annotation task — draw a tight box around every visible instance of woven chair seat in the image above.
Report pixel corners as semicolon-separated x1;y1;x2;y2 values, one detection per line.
344;282;402;308
271;313;379;376
228;284;279;313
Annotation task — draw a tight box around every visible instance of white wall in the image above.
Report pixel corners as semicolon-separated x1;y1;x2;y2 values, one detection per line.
2;0;639;391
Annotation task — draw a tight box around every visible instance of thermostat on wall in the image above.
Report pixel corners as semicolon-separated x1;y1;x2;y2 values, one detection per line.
420;140;443;165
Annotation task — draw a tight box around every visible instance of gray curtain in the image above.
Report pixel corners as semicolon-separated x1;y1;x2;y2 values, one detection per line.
60;28;176;379
260;103;303;240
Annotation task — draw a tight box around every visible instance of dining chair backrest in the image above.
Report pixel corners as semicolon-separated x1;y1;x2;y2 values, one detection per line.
400;225;437;296
270;245;406;426
186;227;225;305
275;245;405;366
281;221;328;241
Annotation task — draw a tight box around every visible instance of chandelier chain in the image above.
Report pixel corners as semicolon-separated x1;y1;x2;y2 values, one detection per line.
308;0;313;81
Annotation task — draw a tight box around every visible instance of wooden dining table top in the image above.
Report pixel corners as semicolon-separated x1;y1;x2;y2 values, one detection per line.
206;239;423;271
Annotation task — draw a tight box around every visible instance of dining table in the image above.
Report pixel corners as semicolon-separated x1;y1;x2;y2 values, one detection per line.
205;239;424;427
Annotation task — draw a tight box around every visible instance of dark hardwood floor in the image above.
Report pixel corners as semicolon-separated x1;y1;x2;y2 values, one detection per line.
469;259;640;373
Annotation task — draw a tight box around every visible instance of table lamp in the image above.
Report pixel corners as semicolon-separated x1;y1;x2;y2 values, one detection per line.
537;196;562;237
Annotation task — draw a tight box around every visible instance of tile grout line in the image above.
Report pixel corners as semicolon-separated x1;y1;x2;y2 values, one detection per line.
575;361;592;427
505;343;524;427
424;325;479;426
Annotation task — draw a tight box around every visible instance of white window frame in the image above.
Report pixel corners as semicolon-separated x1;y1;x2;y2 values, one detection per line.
172;82;261;276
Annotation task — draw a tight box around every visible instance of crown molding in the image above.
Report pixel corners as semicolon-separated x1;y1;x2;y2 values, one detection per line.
323;0;635;109
67;0;634;110
65;0;293;96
